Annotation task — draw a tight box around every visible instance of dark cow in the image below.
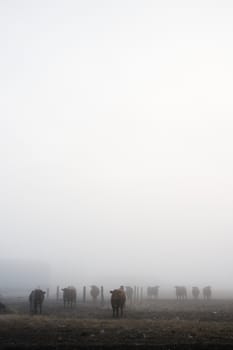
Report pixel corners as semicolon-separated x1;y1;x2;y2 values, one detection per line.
0;302;6;313
192;287;200;299
90;285;100;303
147;286;159;299
175;286;187;300
125;286;134;305
62;286;77;308
110;288;126;318
29;289;46;314
203;286;211;300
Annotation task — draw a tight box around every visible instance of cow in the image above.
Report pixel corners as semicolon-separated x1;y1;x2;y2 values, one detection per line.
29;289;46;314
175;286;187;300
125;286;134;305
110;288;126;318
0;302;6;313
192;287;200;299
62;286;77;308
203;286;211;300
147;286;160;299
90;285;100;303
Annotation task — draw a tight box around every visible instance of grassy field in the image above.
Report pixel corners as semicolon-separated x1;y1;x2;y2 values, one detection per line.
1;298;233;348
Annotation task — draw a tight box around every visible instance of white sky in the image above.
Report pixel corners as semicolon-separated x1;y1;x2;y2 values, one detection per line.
1;0;233;288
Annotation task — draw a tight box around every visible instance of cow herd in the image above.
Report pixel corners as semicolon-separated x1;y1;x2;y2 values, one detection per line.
27;285;212;317
174;286;212;300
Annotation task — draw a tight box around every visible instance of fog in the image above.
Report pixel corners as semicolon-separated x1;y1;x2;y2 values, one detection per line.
1;1;233;292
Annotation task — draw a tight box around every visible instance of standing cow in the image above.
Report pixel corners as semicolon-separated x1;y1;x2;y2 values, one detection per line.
62;286;77;308
29;289;46;314
175;286;187;300
203;286;211;300
192;287;200;299
147;286;160;299
0;302;6;313
90;285;100;303
110;288;126;318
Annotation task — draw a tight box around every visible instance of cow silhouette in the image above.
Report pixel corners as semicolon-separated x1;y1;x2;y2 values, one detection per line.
62;286;77;308
90;285;100;303
192;287;200;299
110;288;126;317
29;289;46;314
147;286;160;299
175;286;187;300
203;286;211;300
0;302;6;313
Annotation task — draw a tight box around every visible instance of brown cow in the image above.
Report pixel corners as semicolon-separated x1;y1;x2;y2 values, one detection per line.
29;289;46;314
62;286;77;308
110;288;126;317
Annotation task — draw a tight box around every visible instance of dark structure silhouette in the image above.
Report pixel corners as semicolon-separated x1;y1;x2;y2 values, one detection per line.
125;286;134;304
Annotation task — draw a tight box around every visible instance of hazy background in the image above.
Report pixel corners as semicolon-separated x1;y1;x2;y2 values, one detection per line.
1;0;233;291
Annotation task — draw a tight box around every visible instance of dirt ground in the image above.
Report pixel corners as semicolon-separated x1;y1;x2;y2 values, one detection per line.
1;298;233;349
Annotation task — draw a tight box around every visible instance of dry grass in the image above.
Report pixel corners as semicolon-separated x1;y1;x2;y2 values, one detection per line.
1;299;233;348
